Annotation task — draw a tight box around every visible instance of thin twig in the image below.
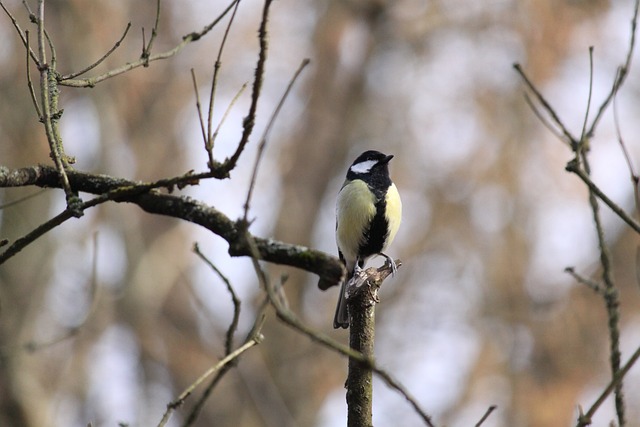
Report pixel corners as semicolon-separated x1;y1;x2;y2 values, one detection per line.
25;31;42;118
156;335;263;427
566;159;640;235
523;92;569;146
35;0;77;208
225;0;273;172
210;82;248;156
586;0;639;138
60;23;132;80
141;0;161;63
193;243;241;354
243;58;310;222
183;244;247;427
578;46;594;150
0;188;47;210
241;231;436;426
579;138;625;424
475;405;497;427
59;0;241;87
0;0;39;65
513;63;578;147
611;67;640;214
577;343;640;427
0;191;108;264
207;0;241;155
23;232;100;353
190;69;209;149
565;267;604;295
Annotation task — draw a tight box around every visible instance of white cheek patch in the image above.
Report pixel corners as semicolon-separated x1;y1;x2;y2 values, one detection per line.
350;159;376;174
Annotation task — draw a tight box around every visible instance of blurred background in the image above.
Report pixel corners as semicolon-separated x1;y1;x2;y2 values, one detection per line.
1;0;640;426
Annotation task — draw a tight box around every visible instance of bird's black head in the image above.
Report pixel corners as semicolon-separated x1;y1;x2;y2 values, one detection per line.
346;150;394;191
347;150;393;177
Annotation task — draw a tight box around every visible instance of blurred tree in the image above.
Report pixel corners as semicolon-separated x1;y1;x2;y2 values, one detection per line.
1;0;640;427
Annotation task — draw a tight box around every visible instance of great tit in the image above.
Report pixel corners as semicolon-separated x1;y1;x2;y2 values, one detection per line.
333;150;402;329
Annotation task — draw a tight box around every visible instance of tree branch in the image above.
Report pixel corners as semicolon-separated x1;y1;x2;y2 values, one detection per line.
0;165;344;286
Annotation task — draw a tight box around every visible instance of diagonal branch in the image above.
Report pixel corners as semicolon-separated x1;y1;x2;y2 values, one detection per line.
0;165;344;287
59;22;132;80
224;0;273;172
58;0;241;87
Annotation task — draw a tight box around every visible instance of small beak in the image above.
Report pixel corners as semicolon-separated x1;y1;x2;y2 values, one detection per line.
381;154;394;164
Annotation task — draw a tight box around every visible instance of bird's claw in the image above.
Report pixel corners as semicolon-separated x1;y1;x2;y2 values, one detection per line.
380;252;397;276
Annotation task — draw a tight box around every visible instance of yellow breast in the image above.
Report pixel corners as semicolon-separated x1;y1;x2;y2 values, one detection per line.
384;182;402;250
336;180;376;263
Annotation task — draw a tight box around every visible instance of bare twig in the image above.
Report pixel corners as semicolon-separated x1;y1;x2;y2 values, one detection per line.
193;243;241;354
523;92;569;146
612;67;640;213
242;228;436;426
578;46;594;149
60;22;132;80
156;333;263;427
586;0;638;138
565;267;604;295
25;31;41;118
190;69;209;150
36;0;75;207
0;188;47;210
224;0;273;172
23;232;100;353
576;44;625;425
206;0;241;156
475;405;497;427
59;0;241;87
513;63;578;147
210;83;248;154
243;58;310;221
0;0;40;65
516;4;640;423
142;0;162;62
565;160;640;235
0;165;345;286
0;189;109;264
577;344;640;427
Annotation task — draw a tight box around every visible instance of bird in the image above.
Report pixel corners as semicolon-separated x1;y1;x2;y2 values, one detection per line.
333;150;402;329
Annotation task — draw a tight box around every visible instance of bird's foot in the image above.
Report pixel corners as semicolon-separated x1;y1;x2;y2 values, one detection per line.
380;252;397;276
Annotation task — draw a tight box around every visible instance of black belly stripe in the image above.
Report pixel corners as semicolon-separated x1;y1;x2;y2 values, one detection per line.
358;197;389;263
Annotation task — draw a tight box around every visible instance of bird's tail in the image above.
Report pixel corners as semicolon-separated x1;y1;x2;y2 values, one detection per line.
333;279;349;329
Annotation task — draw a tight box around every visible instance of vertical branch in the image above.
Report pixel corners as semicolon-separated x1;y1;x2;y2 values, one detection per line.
346;283;375;427
583;152;625;426
344;260;402;427
35;0;78;210
577;45;625;427
224;0;272;172
206;0;241;164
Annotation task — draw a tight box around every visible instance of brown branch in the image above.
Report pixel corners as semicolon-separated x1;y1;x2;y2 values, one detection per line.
0;165;344;286
513;63;578;147
244;234;436;427
58;0;241;87
0;0;40;66
59;22;132;80
243;58;310;222
142;0;162;62
475;405;497;427
224;0;272;171
577;343;640;427
206;0;241;156
156;332;264;427
565;159;640;234
586;0;638;138
193;243;241;355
